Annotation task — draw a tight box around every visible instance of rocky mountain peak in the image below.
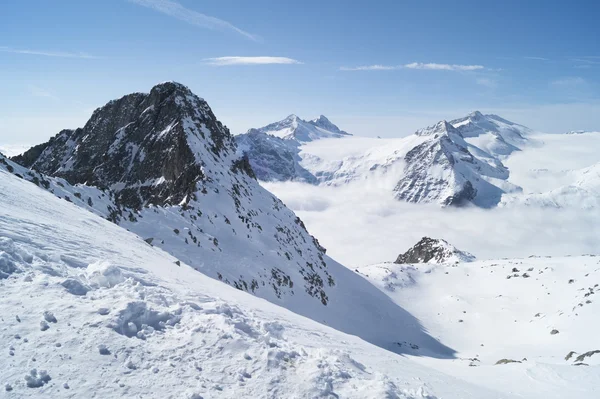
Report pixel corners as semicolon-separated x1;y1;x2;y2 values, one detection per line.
14;81;237;209
394;237;475;264
414;120;460;137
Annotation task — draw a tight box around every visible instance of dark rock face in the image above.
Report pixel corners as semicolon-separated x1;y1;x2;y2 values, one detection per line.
14;82;234;209
394;237;475;264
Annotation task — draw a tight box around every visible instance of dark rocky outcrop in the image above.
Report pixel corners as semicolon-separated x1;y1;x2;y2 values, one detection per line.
394;237;475;264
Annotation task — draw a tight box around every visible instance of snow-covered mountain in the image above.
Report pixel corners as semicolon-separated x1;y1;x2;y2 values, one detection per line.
6;82;451;355
238;111;529;207
235;129;317;183
394;237;476;264
393;120;521;207
234;114;351;183
0;165;518;399
252;114;351;143
450;111;530;157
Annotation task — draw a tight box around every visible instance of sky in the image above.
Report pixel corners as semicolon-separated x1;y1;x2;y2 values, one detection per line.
1;0;600;146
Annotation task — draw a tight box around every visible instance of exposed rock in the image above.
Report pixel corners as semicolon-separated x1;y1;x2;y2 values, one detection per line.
495;359;522;365
394;237;475;264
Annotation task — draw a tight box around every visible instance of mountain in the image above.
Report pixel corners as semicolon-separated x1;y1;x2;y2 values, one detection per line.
235;129;317;183
7;82;451;355
236;112;528;208
0;164;511;398
393;120;520;207
394;237;475;264
252;114;351;143
234;114;351;182
449;111;530;157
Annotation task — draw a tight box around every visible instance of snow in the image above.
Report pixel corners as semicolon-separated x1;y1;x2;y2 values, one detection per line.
0;166;516;399
356;257;600;398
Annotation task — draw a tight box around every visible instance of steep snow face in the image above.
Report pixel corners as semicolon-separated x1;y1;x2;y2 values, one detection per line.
251;114;351;143
0;168;513;399
450;111;530;157
393;121;520;207
395;237;475;264
5;85;453;355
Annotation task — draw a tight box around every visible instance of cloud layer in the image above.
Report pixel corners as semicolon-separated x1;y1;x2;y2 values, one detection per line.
129;0;258;41
204;56;302;66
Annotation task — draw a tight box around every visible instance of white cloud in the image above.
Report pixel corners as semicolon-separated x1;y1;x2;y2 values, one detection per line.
204;56;302;66
340;62;485;72
339;65;400;71
129;0;258;41
524;56;550;61
404;62;484;71
0;46;98;59
263;178;600;268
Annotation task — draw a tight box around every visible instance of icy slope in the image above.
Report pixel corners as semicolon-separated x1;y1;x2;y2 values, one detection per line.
356;256;600;398
6;83;451;355
0;168;512;398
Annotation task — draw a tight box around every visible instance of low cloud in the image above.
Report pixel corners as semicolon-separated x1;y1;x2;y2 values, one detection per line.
204;56;302;66
263;176;600;268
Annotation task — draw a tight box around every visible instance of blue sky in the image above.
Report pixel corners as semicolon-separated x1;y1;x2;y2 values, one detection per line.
1;0;599;144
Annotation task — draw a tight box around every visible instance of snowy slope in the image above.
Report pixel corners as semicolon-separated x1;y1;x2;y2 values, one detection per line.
6;83;453;355
450;111;531;157
356;257;600;398
0;166;519;399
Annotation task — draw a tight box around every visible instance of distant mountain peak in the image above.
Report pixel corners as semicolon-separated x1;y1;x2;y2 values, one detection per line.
414;120;459;137
249;114;351;143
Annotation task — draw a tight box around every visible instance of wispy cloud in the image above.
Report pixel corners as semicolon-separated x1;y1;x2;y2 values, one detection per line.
339;65;400;71
204;56;302;66
129;0;258;41
524;56;550;61
551;77;586;86
0;46;98;59
340;62;485;72
404;62;484;71
476;78;497;88
27;85;59;101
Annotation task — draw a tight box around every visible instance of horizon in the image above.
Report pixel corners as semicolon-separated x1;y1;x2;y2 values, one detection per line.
2;0;600;145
